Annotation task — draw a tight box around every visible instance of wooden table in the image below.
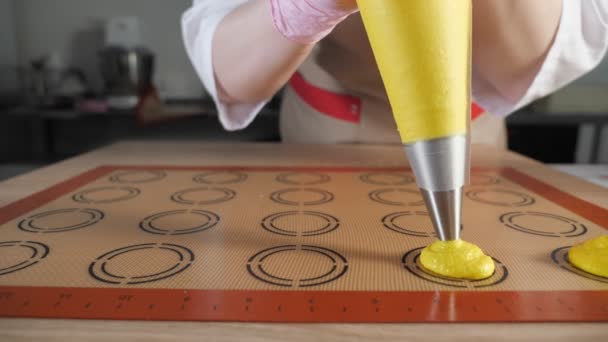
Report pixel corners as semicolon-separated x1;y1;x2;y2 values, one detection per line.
0;141;606;341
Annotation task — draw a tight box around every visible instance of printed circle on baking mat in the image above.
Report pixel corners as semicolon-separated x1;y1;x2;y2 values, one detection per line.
402;247;508;288
0;241;49;276
466;189;535;207
469;174;500;186
171;187;236;205
360;173;414;186
109;170;166;184
72;186;140;204
262;211;339;237
193;171;248;185
500;212;587;238
140;210;219;235
382;211;436;237
276;172;331;185
551;246;608;284
369;189;424;206
271;188;334;206
18;208;104;233
89;243;194;285
247;245;348;287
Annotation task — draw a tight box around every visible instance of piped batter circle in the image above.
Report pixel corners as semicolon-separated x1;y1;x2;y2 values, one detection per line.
270;188;334;206
140;210;219;235
500;212;587;238
0;241;49;276
369;189;424;206
551;246;608;283
466;189;535;207
72;186;140;204
276;172;331;185
247;245;348;287
360;173;415;186
18;208;104;233
109;170;166;184
193;171;248;185
402;247;508;288
382;211;436;237
89;243;194;285
171;187;236;205
261;211;339;237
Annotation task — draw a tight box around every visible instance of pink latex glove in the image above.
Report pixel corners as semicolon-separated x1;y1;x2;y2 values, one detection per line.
269;0;358;44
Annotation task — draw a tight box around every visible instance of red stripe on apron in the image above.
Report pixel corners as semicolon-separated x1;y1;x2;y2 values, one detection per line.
289;72;362;123
471;102;484;120
289;71;485;123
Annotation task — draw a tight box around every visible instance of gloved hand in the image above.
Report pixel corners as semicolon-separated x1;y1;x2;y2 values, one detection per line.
269;0;358;44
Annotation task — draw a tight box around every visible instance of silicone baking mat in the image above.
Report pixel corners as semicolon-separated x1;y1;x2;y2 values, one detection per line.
0;165;607;322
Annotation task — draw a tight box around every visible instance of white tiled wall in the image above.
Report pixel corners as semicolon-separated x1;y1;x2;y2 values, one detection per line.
8;0;608;100
13;0;205;99
575;52;608;85
0;0;18;94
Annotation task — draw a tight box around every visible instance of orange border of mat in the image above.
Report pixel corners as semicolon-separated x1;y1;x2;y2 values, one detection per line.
0;166;607;323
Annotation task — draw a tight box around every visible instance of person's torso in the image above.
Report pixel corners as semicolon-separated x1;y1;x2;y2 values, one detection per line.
280;14;506;147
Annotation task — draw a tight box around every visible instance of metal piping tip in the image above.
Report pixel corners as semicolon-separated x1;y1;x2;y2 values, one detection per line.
421;188;462;241
404;135;470;241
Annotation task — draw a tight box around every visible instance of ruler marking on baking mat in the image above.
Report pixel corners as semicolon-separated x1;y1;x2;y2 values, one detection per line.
0;288;607;322
0;165;606;323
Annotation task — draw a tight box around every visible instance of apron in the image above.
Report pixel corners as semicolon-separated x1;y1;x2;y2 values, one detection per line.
280;13;507;147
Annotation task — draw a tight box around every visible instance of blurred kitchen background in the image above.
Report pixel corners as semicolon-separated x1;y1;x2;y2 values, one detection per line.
0;0;607;185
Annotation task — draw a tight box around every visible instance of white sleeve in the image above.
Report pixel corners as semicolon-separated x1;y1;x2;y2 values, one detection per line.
472;0;608;116
182;0;267;131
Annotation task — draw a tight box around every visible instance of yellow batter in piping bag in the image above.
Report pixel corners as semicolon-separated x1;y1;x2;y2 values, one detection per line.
356;1;485;279
356;0;471;143
568;235;608;278
420;240;495;280
357;0;472;242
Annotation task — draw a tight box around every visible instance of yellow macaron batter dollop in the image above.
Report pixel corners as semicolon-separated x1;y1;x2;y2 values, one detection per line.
420;240;495;280
568;235;608;278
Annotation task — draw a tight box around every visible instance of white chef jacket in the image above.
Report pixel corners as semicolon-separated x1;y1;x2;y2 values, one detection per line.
182;0;608;145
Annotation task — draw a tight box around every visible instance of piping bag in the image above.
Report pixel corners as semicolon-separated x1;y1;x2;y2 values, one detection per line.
357;0;472;241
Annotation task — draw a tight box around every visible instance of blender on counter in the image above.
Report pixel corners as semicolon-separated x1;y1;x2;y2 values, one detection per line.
99;17;155;110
